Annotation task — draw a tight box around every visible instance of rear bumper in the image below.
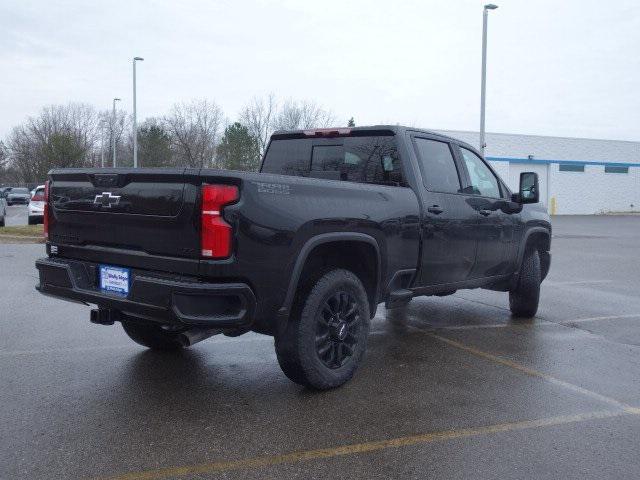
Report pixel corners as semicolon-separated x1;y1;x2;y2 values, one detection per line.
35;257;256;328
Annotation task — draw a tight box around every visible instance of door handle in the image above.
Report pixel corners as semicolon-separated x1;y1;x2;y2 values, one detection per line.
479;209;491;216
427;205;444;215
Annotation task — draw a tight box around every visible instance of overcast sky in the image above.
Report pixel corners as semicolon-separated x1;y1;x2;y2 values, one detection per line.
2;0;639;141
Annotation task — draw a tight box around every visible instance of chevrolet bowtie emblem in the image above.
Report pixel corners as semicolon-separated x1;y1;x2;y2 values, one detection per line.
94;192;121;208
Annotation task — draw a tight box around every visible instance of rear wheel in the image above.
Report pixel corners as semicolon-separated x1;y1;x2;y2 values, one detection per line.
28;216;37;225
509;249;541;318
121;320;186;351
275;269;370;390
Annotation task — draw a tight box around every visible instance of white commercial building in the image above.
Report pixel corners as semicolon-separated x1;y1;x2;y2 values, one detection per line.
437;130;640;215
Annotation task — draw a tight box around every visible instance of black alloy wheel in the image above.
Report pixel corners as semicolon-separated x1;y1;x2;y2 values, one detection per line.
315;291;361;369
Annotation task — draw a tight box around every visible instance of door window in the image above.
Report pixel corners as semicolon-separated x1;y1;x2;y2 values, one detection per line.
413;138;462;194
459;147;501;198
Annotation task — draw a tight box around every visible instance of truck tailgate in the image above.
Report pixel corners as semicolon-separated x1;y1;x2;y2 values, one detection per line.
48;169;202;273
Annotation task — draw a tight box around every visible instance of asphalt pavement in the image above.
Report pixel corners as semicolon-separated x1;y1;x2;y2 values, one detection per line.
1;215;640;479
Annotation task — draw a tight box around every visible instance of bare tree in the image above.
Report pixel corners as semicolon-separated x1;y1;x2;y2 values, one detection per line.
6;103;98;183
163;99;223;168
98;108;130;167
239;94;276;158
240;95;335;158
0;141;17;185
273;99;335;131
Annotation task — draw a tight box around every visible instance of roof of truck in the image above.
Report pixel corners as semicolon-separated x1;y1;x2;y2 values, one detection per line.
271;125;480;153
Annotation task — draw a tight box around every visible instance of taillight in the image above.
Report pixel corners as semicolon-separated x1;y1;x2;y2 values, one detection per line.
201;184;239;258
43;181;50;240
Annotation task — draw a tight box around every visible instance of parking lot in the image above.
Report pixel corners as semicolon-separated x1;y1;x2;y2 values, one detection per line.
1;215;639;479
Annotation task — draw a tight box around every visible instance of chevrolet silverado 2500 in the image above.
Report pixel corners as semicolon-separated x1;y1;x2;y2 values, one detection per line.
36;126;551;389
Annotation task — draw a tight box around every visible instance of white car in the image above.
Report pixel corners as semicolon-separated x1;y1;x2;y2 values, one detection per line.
28;185;46;225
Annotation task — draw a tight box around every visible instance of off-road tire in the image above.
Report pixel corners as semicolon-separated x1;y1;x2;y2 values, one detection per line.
275;269;370;390
122;320;185;351
509;249;541;318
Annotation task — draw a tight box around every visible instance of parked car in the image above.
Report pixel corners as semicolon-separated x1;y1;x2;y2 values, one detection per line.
6;187;31;205
35;126;551;389
0;187;12;199
0;196;6;227
28;185;46;225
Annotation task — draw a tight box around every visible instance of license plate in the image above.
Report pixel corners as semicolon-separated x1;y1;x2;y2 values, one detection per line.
99;265;130;295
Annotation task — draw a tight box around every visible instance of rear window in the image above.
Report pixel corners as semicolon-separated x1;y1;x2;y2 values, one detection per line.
12;188;29;194
262;135;404;186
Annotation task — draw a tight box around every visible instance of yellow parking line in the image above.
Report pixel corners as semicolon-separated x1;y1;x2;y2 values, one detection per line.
95;320;640;480
425;331;637;412
98;409;634;480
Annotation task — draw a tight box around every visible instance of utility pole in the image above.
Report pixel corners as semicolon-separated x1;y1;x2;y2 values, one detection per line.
480;4;498;157
132;57;144;168
100;122;105;168
112;97;121;167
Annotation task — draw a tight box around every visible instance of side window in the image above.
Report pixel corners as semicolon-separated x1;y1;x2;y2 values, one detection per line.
459;147;501;198
413;138;461;194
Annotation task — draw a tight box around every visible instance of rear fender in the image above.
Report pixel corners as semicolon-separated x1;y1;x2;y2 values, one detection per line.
277;232;381;322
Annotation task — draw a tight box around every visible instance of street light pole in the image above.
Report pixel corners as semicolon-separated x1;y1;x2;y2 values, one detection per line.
132;57;144;168
480;4;498;157
112;97;121;167
100;122;105;168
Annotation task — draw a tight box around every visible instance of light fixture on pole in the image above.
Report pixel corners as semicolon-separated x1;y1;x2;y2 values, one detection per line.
112;97;121;167
132;57;144;168
479;4;498;157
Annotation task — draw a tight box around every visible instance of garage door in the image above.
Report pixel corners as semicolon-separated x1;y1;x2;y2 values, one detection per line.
507;163;549;210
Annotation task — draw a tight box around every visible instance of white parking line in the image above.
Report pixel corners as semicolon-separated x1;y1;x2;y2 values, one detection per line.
544;280;613;286
564;314;640;324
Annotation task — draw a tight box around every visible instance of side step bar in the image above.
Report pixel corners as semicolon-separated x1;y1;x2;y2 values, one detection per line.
385;289;413;309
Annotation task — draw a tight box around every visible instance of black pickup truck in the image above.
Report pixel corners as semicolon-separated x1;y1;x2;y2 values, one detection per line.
36;126;551;389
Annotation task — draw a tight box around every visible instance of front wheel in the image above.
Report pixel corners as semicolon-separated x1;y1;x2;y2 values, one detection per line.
509;249;541;318
275;269;370;390
122;320;186;351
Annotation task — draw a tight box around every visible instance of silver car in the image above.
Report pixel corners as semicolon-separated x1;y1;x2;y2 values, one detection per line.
6;187;31;206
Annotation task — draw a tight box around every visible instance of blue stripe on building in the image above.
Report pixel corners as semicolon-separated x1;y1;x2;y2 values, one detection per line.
486;156;639;168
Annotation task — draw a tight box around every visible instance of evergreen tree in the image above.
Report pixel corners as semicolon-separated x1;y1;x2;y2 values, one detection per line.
217;122;261;171
137;122;172;167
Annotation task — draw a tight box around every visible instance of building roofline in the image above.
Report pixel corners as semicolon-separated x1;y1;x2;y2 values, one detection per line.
435;128;640;145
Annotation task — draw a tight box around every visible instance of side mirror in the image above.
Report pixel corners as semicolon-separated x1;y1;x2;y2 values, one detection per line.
512;172;539;204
